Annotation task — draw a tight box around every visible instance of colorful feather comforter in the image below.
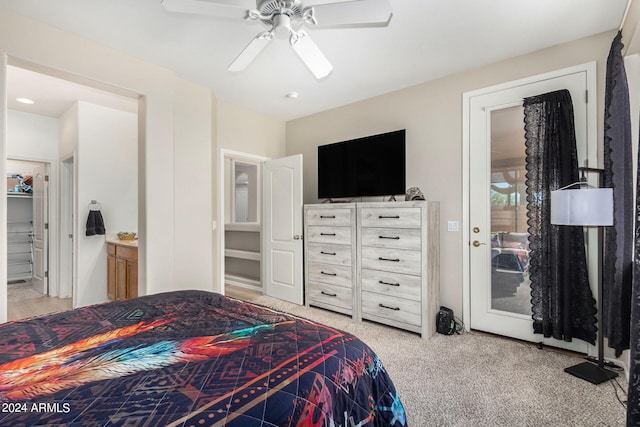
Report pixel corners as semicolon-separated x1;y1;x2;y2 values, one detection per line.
0;290;407;426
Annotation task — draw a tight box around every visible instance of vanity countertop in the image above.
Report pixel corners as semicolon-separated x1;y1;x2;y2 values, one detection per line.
106;235;138;248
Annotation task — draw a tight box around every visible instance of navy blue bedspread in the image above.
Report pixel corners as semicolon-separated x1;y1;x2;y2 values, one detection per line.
0;290;407;426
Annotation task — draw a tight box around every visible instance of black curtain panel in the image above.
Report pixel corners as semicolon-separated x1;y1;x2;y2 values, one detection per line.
603;30;634;358
629;127;640;427
524;89;597;345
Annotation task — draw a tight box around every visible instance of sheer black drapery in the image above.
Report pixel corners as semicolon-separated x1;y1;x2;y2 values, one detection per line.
629;123;640;427
524;89;597;344
603;30;633;358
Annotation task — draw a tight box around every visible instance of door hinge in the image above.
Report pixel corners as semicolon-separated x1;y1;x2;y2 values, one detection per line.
45;271;49;278
45;175;49;182
45;223;49;230
585;90;589;104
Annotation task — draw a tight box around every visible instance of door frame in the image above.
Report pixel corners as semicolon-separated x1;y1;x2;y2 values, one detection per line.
59;154;75;301
461;62;598;339
217;148;270;297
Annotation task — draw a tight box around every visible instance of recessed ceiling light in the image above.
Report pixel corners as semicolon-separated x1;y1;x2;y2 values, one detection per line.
285;91;299;100
16;98;34;105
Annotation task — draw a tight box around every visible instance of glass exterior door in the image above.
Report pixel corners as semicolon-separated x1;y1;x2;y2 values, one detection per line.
489;106;531;316
467;65;592;353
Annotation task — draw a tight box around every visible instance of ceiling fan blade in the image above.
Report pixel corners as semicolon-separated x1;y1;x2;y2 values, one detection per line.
309;0;392;27
161;0;253;20
228;32;274;72
290;31;333;80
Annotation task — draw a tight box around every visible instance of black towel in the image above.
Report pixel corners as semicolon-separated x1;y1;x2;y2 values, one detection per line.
86;210;105;236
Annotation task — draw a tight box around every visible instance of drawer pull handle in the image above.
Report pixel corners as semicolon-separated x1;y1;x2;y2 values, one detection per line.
378;215;400;219
379;235;400;240
321;271;337;276
321;291;337;297
320;215;336;219
379;303;400;311
320;251;337;256
378;257;400;262
320;232;336;236
379;280;400;287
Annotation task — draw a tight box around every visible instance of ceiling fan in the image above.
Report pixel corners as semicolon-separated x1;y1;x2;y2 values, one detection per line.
161;0;393;79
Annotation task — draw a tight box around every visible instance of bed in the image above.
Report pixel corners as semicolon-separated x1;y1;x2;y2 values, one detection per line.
0;290;407;426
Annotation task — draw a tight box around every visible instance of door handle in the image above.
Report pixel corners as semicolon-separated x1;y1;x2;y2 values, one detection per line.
472;240;486;247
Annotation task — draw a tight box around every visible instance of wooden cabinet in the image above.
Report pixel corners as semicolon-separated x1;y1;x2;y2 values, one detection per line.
304;204;357;316
303;201;440;339
107;242;138;300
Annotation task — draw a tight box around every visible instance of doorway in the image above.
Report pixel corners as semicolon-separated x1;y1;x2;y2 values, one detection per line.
218;150;304;305
220;150;269;299
5;158;68;320
3;60;140;322
463;63;598;353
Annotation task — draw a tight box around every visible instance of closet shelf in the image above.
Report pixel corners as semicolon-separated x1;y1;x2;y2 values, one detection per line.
225;223;260;232
225;273;260;288
8;260;32;266
225;248;261;261
8;192;34;282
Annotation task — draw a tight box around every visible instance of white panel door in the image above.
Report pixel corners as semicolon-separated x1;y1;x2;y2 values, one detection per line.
262;154;303;305
32;164;48;295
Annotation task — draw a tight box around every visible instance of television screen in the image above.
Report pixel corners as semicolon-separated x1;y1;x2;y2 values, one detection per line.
318;129;406;199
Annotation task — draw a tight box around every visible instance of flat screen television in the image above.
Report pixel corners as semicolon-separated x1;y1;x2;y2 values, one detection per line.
318;129;406;199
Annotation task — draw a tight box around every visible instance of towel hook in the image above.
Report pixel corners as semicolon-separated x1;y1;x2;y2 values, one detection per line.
88;200;102;211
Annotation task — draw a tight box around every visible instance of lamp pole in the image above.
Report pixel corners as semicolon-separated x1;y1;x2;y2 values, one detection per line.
562;166;618;384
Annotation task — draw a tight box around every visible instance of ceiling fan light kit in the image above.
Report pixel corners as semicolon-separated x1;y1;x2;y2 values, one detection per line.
161;0;392;79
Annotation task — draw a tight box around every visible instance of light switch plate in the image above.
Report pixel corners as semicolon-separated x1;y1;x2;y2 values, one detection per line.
447;221;459;232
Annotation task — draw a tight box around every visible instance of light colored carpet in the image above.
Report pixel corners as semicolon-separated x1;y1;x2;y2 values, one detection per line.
252;295;628;427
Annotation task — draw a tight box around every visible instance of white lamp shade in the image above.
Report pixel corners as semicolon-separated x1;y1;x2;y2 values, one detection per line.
550;188;613;226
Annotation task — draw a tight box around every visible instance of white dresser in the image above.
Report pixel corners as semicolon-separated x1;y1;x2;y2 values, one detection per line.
304;204;357;316
357;201;439;338
303;201;439;338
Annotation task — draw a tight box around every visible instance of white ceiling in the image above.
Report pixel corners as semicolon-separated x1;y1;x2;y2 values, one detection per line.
7;66;138;118
0;0;629;121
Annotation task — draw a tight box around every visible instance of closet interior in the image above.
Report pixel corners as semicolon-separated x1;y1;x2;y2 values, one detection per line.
224;156;262;291
6;160;38;293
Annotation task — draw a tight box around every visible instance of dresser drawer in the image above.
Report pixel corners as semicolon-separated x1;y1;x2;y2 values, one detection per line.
306;225;352;245
307;243;352;266
307;282;353;311
308;262;352;288
360;227;421;251
361;268;421;301
361;291;421;327
359;207;421;228
306;208;352;226
360;246;421;275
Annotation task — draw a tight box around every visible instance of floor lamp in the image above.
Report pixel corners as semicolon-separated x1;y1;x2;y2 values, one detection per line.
550;167;618;385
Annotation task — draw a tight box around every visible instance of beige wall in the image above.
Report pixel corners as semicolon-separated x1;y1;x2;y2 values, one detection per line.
217;100;286;158
286;30;616;315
